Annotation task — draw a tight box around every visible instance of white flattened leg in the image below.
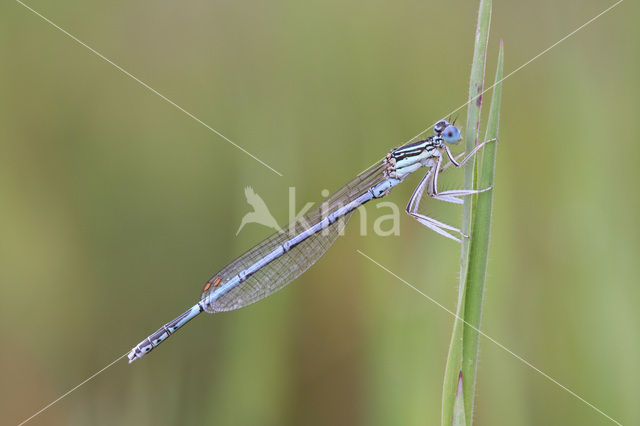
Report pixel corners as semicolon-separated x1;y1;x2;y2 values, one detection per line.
439;150;465;173
443;137;497;169
407;212;466;242
432;186;493;204
403;143;495;242
406;169;432;214
432;194;464;204
428;149;493;202
405;166;466;243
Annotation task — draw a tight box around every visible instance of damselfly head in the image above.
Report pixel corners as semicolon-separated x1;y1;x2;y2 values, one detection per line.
441;124;462;144
433;120;450;136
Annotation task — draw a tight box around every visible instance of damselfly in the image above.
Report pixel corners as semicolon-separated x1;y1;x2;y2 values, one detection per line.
128;120;495;363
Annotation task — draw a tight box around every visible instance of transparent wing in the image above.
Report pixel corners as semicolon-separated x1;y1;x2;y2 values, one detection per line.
202;160;387;313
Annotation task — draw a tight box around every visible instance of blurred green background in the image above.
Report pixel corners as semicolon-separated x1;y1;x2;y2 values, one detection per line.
2;0;638;424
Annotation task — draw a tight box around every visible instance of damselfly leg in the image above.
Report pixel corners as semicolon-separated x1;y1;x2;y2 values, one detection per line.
406;175;467;241
440;137;498;172
405;138;496;242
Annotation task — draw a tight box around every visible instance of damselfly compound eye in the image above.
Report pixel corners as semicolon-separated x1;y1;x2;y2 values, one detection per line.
442;125;461;144
433;120;450;135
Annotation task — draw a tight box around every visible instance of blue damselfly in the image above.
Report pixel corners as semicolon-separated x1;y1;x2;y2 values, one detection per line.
128;121;494;362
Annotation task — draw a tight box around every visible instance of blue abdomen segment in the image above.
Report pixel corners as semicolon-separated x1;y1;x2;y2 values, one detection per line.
128;303;204;363
371;178;401;198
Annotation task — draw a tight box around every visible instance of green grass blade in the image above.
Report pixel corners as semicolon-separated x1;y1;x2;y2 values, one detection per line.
441;1;491;425
461;41;504;421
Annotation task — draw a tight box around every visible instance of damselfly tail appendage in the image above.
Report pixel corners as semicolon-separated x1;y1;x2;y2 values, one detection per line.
128;303;203;363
